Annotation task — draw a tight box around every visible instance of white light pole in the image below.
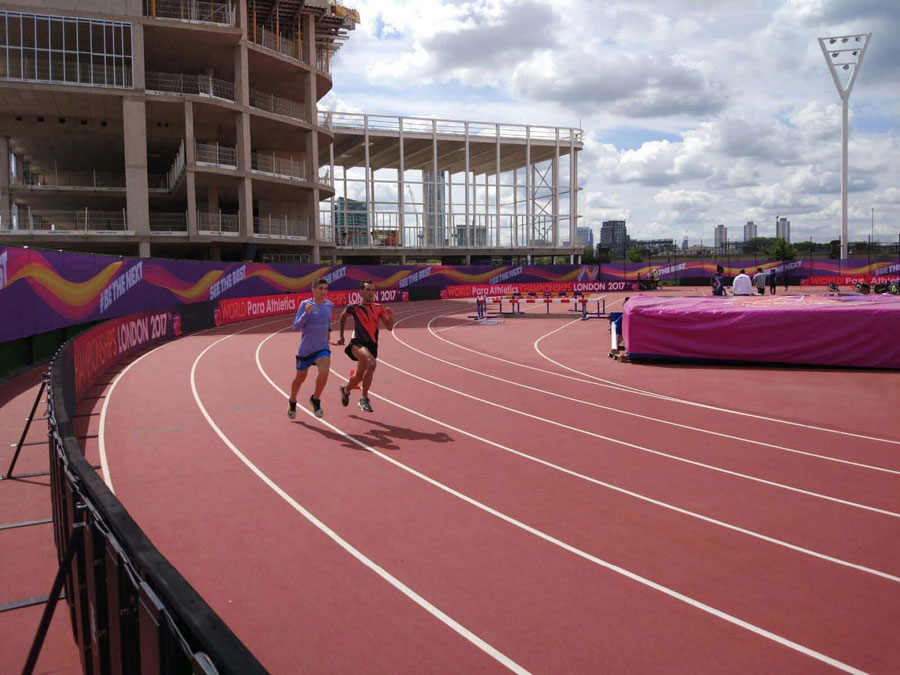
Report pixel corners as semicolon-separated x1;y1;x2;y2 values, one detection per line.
818;33;871;261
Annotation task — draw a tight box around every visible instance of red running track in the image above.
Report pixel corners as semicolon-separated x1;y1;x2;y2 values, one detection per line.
88;298;900;673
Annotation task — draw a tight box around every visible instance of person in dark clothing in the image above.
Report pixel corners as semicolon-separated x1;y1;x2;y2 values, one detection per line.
768;268;777;295
711;265;725;296
336;280;395;413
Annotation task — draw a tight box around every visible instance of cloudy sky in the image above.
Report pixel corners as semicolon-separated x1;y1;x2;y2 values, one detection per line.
321;0;900;246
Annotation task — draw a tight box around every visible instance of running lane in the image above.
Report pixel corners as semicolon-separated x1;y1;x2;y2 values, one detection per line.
254;320;898;673
100;315;510;673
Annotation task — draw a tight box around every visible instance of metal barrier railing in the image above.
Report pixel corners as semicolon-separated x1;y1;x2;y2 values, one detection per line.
252;25;300;61
322;111;584;143
28;316;264;673
18;209;128;233
150;212;188;233
198;211;239;234
195;142;237;168
1;56;133;88
11;170;127;190
250;152;306;181
253;215;308;239
144;0;234;25
249;89;306;120
146;71;235;101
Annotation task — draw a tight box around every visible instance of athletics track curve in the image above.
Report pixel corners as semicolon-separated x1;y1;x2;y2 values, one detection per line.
80;298;900;673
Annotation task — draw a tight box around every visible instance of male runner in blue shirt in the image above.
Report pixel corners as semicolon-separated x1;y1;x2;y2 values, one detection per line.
288;278;333;419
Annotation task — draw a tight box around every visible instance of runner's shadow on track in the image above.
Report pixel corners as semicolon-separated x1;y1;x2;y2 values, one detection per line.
348;416;454;448
290;418;453;452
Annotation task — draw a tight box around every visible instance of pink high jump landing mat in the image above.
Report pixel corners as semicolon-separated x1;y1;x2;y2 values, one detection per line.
623;294;900;369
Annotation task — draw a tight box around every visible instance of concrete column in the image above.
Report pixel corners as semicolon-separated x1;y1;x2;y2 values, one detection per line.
400;254;407;264
235;109;253;237
238;177;253;237
139;241;151;258
525;127;531;246
235;0;249;37
398;119;405;247
464;254;471;264
552;130;560;247
234;35;249;107
210;243;222;261
303;13;316;66
311;245;320;264
184;102;198;237
0;137;10;230
131;23;145;90
569;136;577;251
123;97;150;236
186;171;198;237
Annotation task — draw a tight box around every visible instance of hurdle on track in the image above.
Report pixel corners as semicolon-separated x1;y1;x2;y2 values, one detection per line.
569;297;607;321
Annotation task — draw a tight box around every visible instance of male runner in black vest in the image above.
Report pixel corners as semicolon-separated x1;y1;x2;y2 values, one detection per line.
335;280;395;412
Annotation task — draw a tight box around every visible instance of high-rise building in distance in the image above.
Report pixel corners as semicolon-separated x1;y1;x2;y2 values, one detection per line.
714;224;727;249
776;216;791;242
576;226;593;249
744;221;757;241
600;220;628;256
334;197;368;247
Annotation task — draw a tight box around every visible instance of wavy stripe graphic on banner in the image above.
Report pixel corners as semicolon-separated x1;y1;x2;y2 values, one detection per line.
142;266;224;300
342;267;411;287
245;265;329;291
8;253;122;319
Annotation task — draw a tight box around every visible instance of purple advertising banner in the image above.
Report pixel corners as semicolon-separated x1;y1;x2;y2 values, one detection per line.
1;244;897;343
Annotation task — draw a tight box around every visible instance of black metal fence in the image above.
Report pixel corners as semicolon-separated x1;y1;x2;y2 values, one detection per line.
35;312;266;674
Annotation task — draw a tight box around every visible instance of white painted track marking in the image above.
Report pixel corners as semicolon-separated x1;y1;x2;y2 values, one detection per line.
403;312;900;476
379;315;899;518
252;325;869;674
188;324;530;674
428;300;900;445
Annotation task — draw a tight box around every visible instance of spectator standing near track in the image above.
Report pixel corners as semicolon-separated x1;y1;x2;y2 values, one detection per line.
288;278;333;419
732;269;753;296
336;280;395;413
768;267;777;294
711;265;726;296
752;267;767;295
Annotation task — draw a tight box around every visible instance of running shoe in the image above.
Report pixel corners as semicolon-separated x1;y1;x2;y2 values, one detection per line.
310;396;323;418
358;396;373;413
287;399;297;419
340;384;350;407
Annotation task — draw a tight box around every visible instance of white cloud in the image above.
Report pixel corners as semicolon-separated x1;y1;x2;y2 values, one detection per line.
327;0;900;243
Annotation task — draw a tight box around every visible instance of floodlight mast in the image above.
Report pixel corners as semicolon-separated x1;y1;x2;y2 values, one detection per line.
818;33;871;261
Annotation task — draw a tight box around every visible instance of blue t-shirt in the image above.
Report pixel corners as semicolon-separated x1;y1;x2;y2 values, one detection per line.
293;299;333;357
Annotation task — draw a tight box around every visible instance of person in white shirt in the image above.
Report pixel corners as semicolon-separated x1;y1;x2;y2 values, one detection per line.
732;269;753;296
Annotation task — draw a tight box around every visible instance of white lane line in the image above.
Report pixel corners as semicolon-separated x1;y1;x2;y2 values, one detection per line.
533;321;900;446
427;305;900;446
98;317;288;492
188;327;529;674
254;327;868;674
293;339;900;583
99;345;169;493
386;313;900;477
378;330;900;519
